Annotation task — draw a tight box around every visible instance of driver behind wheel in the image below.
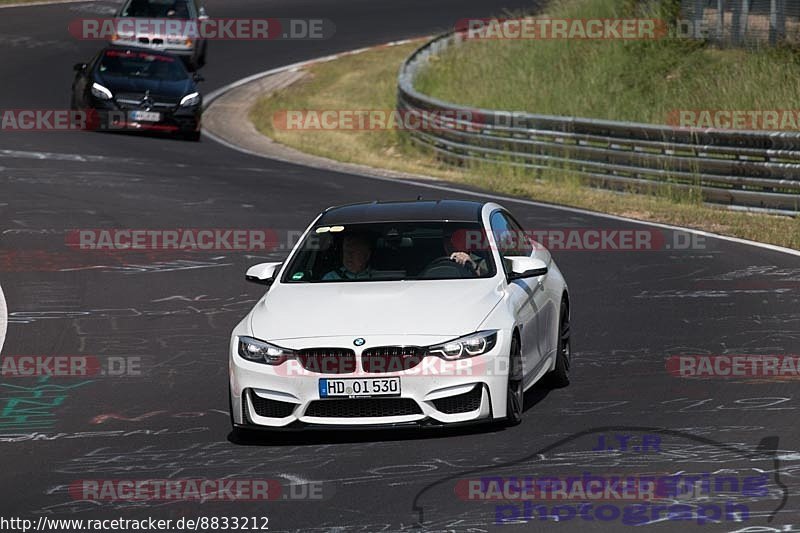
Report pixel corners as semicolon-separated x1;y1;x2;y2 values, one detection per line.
323;233;374;280
444;229;489;276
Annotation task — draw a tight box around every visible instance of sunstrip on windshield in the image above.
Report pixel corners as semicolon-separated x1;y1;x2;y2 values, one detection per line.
104;49;176;62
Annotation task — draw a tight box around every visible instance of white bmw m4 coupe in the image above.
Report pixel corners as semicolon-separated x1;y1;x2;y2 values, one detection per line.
229;200;570;433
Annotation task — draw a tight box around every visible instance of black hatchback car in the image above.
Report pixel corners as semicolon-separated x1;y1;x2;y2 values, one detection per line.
71;46;203;141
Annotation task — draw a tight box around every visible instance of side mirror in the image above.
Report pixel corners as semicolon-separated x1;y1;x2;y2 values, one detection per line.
193;73;205;82
506;256;548;281
73;63;87;72
246;262;282;286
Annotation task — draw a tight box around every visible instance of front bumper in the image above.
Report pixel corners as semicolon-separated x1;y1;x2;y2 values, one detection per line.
229;332;512;428
86;102;201;134
110;40;196;58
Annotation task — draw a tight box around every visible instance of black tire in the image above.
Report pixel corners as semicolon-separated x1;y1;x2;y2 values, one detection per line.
541;299;571;388
505;334;524;426
231;426;255;443
198;44;207;68
182;55;197;72
68;99;92;130
68;106;84;130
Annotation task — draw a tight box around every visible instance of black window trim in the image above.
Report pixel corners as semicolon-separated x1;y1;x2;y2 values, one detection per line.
489;208;537;277
279;220;499;284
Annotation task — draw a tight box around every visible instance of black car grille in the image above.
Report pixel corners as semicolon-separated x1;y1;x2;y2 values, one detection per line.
115;93;180;110
297;348;356;374
361;346;425;373
246;391;296;419
431;385;483;414
304;398;422;418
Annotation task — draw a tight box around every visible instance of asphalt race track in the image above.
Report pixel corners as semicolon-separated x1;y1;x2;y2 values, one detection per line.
0;1;799;532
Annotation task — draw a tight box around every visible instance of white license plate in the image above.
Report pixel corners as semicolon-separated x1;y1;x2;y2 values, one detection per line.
130;111;161;122
319;377;400;398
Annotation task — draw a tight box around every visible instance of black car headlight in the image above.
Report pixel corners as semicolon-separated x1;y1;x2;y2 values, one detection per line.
91;82;113;101
238;336;296;365
180;92;201;107
426;331;498;360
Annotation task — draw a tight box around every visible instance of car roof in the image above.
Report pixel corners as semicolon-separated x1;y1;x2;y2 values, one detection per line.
318;200;486;225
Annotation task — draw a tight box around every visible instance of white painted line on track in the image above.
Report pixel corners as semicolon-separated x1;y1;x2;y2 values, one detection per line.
203;42;800;258
0;283;6;356
0;0;99;9
0;149;108;162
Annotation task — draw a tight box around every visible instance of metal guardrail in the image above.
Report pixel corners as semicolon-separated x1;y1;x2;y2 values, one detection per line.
397;32;800;212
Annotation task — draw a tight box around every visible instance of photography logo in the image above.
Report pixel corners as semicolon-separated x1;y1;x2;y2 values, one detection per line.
411;426;788;527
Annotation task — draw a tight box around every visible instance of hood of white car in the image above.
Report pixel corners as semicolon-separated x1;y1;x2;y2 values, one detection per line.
250;278;503;341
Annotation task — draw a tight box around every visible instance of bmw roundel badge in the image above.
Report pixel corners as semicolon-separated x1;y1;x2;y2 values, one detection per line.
353;338;366;346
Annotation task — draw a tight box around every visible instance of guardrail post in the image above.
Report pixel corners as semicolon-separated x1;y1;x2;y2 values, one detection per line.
693;0;706;38
736;0;750;43
692;0;706;39
769;0;786;44
731;0;744;43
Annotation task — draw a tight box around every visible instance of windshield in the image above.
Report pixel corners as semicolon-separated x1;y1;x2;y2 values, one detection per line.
282;222;497;283
121;0;193;18
98;49;189;81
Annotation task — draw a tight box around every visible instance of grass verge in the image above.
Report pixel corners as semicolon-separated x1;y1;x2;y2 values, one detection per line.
415;0;800;124
250;41;799;250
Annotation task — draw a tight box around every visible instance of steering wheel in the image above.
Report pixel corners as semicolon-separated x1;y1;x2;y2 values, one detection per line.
419;257;476;279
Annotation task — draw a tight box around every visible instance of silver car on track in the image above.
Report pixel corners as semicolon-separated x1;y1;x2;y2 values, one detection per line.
112;0;209;70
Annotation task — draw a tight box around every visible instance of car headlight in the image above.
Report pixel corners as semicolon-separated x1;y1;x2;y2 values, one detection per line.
426;331;498;360
91;83;113;100
180;92;201;107
237;336;296;365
